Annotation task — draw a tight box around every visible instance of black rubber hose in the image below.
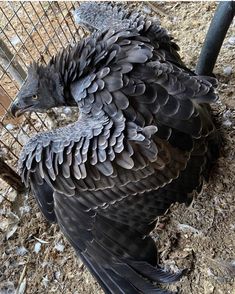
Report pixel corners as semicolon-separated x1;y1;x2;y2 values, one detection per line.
196;1;235;76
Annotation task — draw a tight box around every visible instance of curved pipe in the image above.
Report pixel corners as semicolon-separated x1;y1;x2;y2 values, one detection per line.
196;1;235;76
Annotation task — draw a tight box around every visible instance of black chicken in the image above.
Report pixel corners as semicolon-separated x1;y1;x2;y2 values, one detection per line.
10;2;223;293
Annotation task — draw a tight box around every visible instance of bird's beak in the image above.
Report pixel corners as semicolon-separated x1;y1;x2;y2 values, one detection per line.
10;98;32;117
10;101;20;117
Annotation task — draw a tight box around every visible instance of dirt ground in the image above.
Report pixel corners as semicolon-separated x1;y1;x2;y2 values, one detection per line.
0;2;234;294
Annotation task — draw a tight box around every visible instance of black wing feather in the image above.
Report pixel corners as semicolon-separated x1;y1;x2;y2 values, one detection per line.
18;20;220;294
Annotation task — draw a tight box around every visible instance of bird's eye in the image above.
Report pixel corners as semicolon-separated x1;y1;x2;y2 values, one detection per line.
32;95;38;100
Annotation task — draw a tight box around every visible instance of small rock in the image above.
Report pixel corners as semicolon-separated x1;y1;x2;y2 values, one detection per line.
6;188;17;202
19;204;31;215
177;223;202;235
207;268;214;277
223;66;233;76
34;242;41;254
142;5;151;14
54;242;65;252
22;125;29;132
228;36;235;45
54;271;61;280
16;246;28;256
11;36;21;46
222;110;233;127
171;16;178;24
61;113;67;119
6;224;18;240
5;123;15;131
42;276;49;288
62;107;72;115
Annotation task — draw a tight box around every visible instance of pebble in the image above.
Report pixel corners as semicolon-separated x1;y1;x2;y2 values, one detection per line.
6;189;17;202
142;5;151;14
5;124;15;131
222;119;232;127
62;107;72;115
19;205;31;215
16;246;28;256
61;113;67;119
54;242;65;252
228;36;235;45
223;66;233;76
42;276;49;288
6;224;18;240
11;36;20;46
34;242;41;254
171;16;178;24
54;271;61;280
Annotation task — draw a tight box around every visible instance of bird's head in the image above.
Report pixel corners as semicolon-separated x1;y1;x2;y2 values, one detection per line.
10;62;65;117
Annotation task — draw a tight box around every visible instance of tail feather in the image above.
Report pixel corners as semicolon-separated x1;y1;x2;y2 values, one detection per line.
79;253;140;294
82;230;183;294
80;251;179;294
128;260;186;284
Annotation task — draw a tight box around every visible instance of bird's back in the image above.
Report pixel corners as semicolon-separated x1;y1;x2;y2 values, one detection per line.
16;4;221;293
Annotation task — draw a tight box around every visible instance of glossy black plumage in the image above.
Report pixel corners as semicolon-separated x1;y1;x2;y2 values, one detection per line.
11;3;220;294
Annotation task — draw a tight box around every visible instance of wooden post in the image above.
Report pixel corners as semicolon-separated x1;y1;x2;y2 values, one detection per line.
0;38;27;85
0;40;26;193
0;158;25;193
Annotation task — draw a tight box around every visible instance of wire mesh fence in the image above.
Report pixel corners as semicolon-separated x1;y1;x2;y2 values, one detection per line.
0;2;86;193
0;1;89;196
